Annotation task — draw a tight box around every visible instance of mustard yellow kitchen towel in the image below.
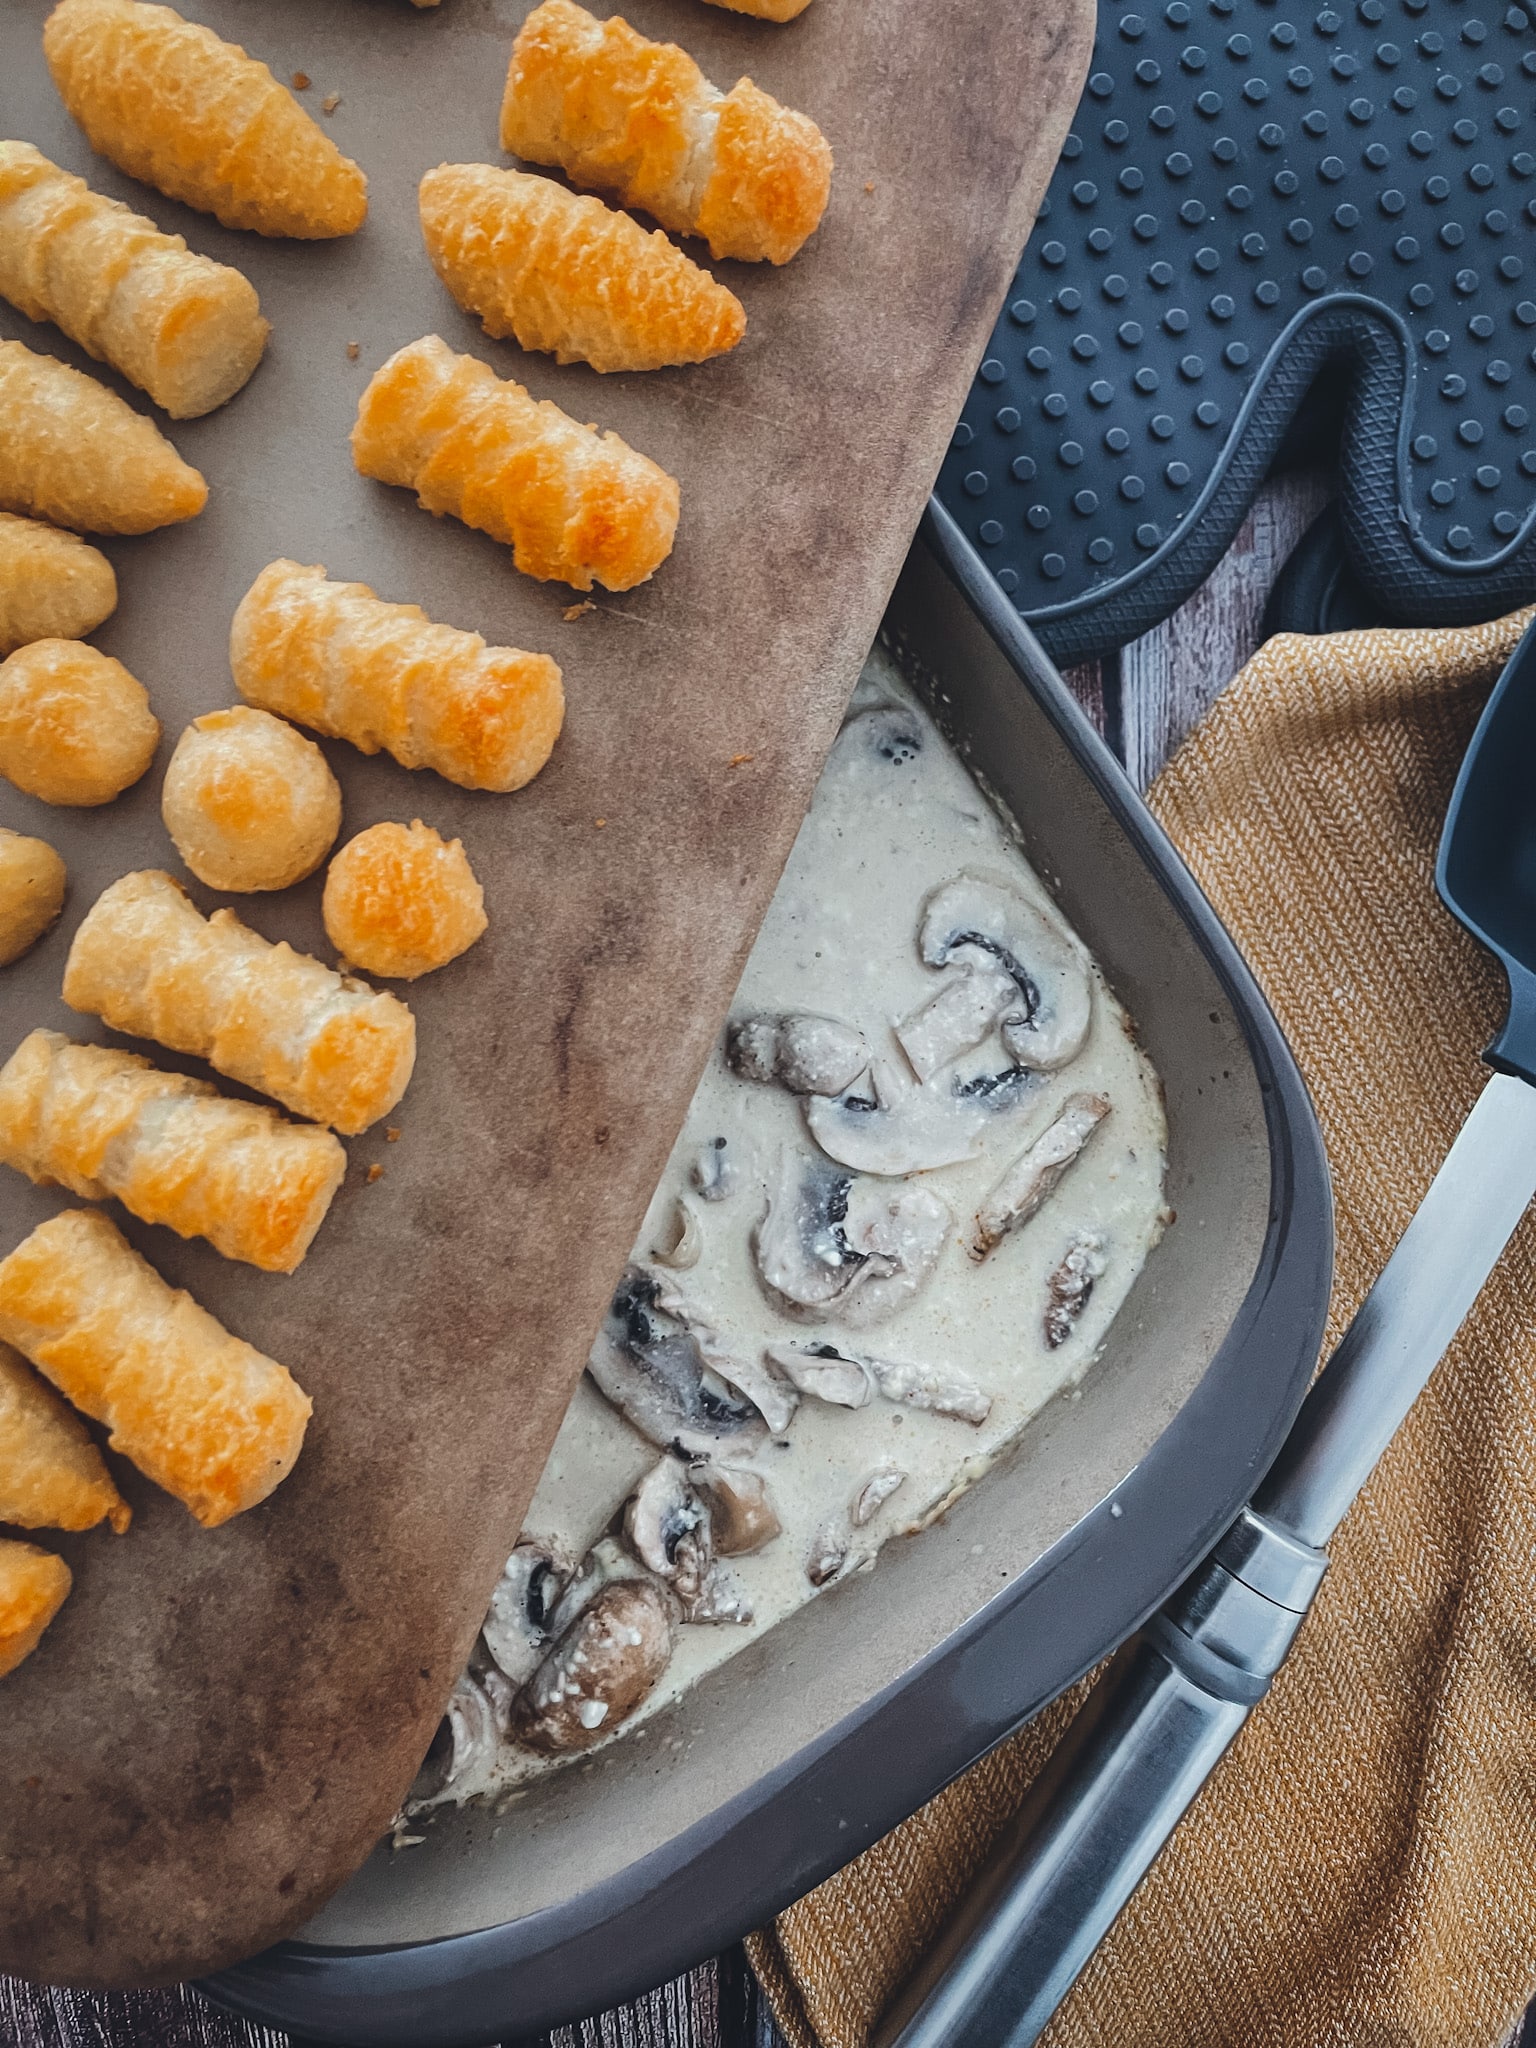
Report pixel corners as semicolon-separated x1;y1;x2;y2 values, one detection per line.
749;607;1536;2048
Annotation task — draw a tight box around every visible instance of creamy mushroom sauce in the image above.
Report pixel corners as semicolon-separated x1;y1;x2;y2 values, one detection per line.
418;649;1168;1809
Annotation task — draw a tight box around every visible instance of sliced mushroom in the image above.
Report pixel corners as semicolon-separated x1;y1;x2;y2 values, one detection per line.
587;1267;769;1457
804;1055;1042;1178
691;1137;738;1203
754;1152;951;1328
411;1718;456;1805
804;1059;983;1177
839;1179;951;1329
919;871;1092;1072
727;1013;871;1097
511;1577;678;1757
691;1462;782;1554
649;1271;800;1433
623;1454;712;1606
896;963;1017;1084
851;1465;907;1527
765;1342;873;1410
774;1337;990;1426
702;1348;798;1436
867;1354;992;1426
416;1717;470;1806
753;1152;868;1315
651;1194;704;1270
481;1537;574;1686
687;1561;754;1626
1045;1230;1109;1349
806;1519;852;1587
972;1093;1111;1261
412;1668;503;1806
478;1660;520;1731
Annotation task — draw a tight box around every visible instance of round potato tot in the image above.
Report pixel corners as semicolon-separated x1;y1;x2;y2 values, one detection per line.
162;707;341;892
0;828;66;965
323;820;487;980
0;638;158;805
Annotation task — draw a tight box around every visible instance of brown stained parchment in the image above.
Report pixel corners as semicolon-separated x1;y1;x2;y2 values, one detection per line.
0;0;1093;1985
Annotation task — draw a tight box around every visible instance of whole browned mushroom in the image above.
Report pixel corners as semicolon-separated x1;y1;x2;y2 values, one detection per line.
512;1575;677;1756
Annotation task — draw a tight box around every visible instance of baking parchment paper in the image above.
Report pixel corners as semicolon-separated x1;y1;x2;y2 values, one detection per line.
0;0;1092;1984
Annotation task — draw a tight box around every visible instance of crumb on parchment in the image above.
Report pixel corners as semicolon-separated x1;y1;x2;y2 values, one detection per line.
386;1127;401;1143
322;92;341;114
367;1162;384;1183
728;753;754;769
346;340;360;360
594;817;607;828
563;600;595;621
292;70;310;89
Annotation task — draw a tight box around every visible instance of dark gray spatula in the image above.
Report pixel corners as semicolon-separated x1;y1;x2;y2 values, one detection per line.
876;614;1536;2048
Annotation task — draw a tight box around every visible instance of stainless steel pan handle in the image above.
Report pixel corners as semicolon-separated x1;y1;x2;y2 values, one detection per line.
873;1508;1324;2048
872;1639;1246;2048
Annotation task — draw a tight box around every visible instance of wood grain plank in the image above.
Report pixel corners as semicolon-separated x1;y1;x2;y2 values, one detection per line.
545;1959;721;2048
1118;473;1332;792
0;1951;792;2046
1059;660;1107;734
0;1980;287;2048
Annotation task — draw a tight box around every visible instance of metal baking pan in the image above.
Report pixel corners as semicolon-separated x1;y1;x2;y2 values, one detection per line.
206;501;1334;2047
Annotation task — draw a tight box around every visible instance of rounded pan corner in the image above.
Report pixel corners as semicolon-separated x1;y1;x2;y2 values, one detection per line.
204;505;1334;2048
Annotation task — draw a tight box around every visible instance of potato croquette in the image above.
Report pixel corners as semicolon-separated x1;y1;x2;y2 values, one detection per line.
64;869;416;1135
0;828;66;965
163;707;341;893
0;1539;71;1679
231;559;564;793
351;334;678;592
0;1029;347;1273
0;1207;311;1529
699;0;813;16
501;0;832;265
0;142;270;418
324;820;487;981
0;639;159;806
0;512;116;657
419;163;745;374
0;1339;130;1534
0;339;206;535
43;0;368;240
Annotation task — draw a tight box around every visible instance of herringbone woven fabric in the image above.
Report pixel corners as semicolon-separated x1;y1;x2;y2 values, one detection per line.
749;609;1536;2048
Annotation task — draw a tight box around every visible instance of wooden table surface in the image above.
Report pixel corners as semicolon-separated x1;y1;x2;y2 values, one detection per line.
6;473;1532;2048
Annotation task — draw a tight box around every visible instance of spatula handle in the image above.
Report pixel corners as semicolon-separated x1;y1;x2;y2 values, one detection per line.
1255;1069;1536;1546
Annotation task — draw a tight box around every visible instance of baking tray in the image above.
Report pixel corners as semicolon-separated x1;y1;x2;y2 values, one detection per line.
204;501;1335;2047
0;0;1098;1987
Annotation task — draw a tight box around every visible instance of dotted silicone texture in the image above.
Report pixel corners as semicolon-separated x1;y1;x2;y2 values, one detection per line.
936;0;1536;666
